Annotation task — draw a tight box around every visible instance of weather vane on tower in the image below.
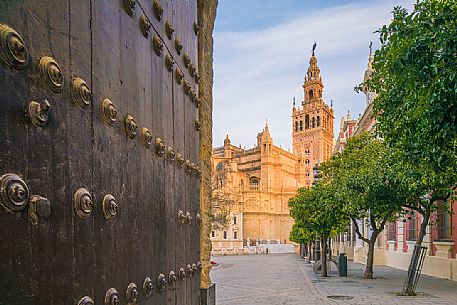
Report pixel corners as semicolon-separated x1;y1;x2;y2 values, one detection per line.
312;41;317;56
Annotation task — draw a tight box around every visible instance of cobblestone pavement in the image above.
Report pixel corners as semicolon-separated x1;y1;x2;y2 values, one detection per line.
211;253;457;305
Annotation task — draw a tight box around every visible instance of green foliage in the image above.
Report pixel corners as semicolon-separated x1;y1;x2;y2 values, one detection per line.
369;0;457;204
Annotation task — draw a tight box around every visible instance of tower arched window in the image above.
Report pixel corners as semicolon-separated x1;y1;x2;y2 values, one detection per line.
250;177;260;190
299;120;303;131
317;116;320;127
295;121;298;132
309;89;314;98
312;117;316;128
305;114;310;129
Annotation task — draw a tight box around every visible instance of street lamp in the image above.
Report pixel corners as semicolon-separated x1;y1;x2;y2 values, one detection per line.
312;163;321;261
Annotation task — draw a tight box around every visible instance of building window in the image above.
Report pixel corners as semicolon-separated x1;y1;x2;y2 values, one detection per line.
387;222;397;241
312;117;315;128
317;116;320;127
233;216;237;225
250;177;260;190
295;121;298;132
299;120;303;131
309;89;314;98
211;231;215;238
436;201;452;240
223;231;227;240
305;114;310;129
234;231;238;240
406;211;417;241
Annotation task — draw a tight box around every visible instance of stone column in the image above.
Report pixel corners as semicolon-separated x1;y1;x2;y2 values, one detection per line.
198;0;218;289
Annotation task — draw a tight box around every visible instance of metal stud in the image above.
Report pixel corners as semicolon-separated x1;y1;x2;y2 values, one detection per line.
154;137;165;156
77;296;94;305
102;194;117;220
177;210;186;224
28;99;51;127
123;0;135;16
175;67;184;85
197;261;203;272
178;267;186;280
183;53;191;69
143;277;154;298
193;21;200;36
185;211;192;224
141;127;152;148
195;213;202;225
0;23;28;69
71;77;92;108
192;263;198;273
189;89;197;103
166;146;175;160
185;160;193;173
176;153;185;167
165;21;174;40
174;38;183;55
153;0;164;21
168;271;177;286
195;119;201;131
195;96;201;108
124;115;138;138
157;273;167;292
29;195;51;225
73;188;93;219
100;98;117;125
183;80;191;95
186;264;193;277
140;14;151;38
38;56;63;93
194;72;200;84
165;54;174;72
189;63;196;77
153;35;163;57
0;173;30;213
126;283;139;305
104;288;119;305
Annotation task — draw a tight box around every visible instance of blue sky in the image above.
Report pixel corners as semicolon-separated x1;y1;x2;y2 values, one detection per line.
212;0;414;150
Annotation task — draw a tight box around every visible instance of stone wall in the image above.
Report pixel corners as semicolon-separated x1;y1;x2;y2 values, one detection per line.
198;0;218;289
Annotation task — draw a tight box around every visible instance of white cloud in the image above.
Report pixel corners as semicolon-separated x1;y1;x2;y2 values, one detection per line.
213;0;414;149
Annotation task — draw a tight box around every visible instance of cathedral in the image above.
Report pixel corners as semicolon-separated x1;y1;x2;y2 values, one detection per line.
211;48;334;254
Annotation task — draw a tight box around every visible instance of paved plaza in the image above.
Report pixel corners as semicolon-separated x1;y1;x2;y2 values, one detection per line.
211;253;457;305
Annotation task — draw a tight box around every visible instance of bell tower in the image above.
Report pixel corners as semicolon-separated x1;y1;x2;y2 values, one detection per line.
292;44;334;184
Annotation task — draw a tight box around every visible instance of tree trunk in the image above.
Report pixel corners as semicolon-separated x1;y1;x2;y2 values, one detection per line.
321;235;328;277
403;208;431;295
364;232;378;279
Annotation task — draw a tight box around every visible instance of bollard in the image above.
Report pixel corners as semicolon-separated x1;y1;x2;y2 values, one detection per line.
338;253;347;276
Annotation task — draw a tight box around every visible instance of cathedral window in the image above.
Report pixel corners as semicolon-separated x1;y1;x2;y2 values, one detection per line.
234;231;238;240
317;116;320;127
312;117;316;128
309;89;314;98
233;216;237;225
295;121;298;132
299;120;303;131
223;231;227;240
250;177;260;190
211;231;215;238
305;114;310;129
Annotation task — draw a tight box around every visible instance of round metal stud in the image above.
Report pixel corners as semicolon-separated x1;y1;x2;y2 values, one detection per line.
71;77;92;108
123;0;135;16
185;160;193;173
0;173;30;213
174;38;183;55
192;263;198;273
177;210;186;224
140;14;151;38
189;63;196;77
195;120;201;131
100;98;117;125
183;53;191;69
166;146;175;160
165;54;174;72
165;21;174;40
28;99;51;127
153;0;163;21
29;195;51;225
73;188;93;219
175;67;183;85
143;276;154;298
102;194;117;220
193;21;200;36
189;89;197;103
38;56;63;92
168;271;177;286
186;264;193;277
154;137;165;157
141;127;152;148
104;288;120;305
124;115;138;139
194;72;200;84
197;261;203;272
126;282;139;305
195;213;202;225
183;81;191;95
153;35;163;57
176;153;185;167
185;211;192;224
157;273;167;292
178;267;186;280
0;23;28;69
77;296;94;305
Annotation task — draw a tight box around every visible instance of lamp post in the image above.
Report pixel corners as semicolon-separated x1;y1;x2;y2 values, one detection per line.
312;163;321;261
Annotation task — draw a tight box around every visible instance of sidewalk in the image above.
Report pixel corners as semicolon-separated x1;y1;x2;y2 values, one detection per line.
301;258;457;305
